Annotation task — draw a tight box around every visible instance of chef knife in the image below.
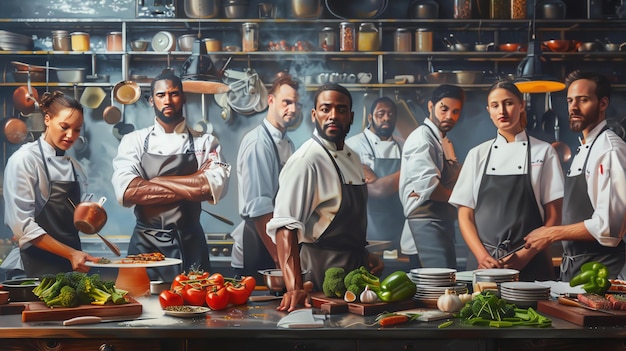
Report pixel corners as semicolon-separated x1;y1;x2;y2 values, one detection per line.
201;208;234;225
498;244;526;260
62;315;157;326
557;296;617;315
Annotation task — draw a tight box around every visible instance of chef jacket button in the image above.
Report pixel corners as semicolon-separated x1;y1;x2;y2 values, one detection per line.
494;145;498;149
567;170;571;175
518;166;522;169
348;180;353;184
578;168;582;171
491;167;496;171
585;145;590;149
333;153;338;158
522;142;527;146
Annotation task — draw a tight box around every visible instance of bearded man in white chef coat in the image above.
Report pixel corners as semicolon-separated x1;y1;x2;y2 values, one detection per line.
267;83;384;312
111;72;230;282
525;70;626;281
399;84;465;269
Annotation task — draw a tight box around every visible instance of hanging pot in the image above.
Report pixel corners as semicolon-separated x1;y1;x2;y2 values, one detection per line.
1;117;28;144
12;71;40;115
113;80;141;105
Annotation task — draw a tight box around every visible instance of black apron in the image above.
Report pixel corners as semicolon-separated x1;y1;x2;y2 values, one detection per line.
408;125;461;268
363;134;404;248
127;128;209;282
300;136;369;291
560;127;625;281
470;133;553;281
241;123;286;278
21;139;82;277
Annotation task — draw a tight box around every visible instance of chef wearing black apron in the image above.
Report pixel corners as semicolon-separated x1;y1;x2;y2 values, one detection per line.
299;136;369;289
127;128;208;282
560;127;625;281
470;133;553;281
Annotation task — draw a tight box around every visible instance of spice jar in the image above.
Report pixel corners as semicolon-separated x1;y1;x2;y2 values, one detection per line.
415;28;433;52
339;22;355;52
106;32;123;51
510;0;526;18
394;28;412;52
489;0;510;19
70;32;90;52
319;27;337;51
357;23;380;52
52;30;71;51
241;23;258;52
454;0;472;18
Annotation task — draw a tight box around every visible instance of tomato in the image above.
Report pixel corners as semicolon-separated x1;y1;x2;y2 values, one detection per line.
208;273;224;286
240;276;256;293
188;270;209;281
182;284;207;306
171;273;190;289
226;283;250;305
158;290;184;309
206;286;229;311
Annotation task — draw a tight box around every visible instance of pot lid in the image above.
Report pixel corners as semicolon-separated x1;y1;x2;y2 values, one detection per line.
152;31;176;52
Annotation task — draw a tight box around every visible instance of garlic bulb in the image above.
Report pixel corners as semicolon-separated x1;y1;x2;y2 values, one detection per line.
437;289;463;313
359;286;378;304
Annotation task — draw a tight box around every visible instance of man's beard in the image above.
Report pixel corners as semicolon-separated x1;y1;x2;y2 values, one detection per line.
155;106;183;124
315;121;349;143
431;116;455;134
569;108;600;133
372;120;394;138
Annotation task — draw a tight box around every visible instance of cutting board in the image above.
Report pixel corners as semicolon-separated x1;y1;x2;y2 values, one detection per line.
537;300;626;326
21;297;142;322
310;292;416;316
0;302;28;315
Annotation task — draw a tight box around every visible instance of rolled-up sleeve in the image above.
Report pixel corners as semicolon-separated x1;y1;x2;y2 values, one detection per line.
111;131;145;206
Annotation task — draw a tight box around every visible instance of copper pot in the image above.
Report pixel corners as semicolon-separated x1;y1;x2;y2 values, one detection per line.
1;117;28;144
12;86;39;115
73;196;108;234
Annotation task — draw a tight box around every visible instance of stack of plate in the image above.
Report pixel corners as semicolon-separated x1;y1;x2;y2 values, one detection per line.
499;281;550;308
410;268;467;307
473;268;520;285
0;30;34;51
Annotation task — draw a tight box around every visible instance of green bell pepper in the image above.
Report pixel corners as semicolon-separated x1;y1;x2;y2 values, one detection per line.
377;271;417;302
569;261;611;295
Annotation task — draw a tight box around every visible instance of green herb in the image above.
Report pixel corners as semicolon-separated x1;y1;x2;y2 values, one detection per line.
438;320;454;328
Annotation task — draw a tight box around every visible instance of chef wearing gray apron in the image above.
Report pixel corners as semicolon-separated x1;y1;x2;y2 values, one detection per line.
300;136;369;290
127;128;208;282
560;127;625;281
408;125;461;269
362;135;404;247
21;139;82;277
470;133;553;281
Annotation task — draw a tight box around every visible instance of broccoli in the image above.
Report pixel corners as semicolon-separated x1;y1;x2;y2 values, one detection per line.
75;274;112;305
39;273;71;302
343;266;380;297
45;285;79;308
322;267;347;298
101;280;127;305
32;274;56;297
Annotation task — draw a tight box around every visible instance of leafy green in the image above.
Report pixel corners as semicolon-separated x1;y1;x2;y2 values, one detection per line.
454;291;551;328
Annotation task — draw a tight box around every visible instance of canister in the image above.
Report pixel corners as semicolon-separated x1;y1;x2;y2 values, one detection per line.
357;23;380;52
319;27;336;51
415;28;433;52
204;38;222;52
106;32;123;51
454;0;472;18
489;0;510;19
394;28;412;52
510;0;527;18
241;23;258;52
70;32;90;52
52;30;71;51
339;22;355;52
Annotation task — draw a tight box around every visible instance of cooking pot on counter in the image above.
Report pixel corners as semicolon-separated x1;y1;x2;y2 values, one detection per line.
0;278;39;302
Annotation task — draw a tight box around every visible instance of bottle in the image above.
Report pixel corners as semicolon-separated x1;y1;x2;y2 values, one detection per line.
415;28;433;52
319;27;337;51
241;23;258;52
357;23;380;52
339;22;355;52
394;28;412;52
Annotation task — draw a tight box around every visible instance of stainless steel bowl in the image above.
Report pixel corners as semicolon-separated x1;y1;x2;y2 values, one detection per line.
55;68;86;83
184;0;220;18
224;3;248;18
130;40;149;52
291;0;323;19
258;269;307;292
178;34;197;52
325;0;388;19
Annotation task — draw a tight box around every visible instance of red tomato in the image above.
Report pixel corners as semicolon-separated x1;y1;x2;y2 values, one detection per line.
171;273;189;289
240;276;256;293
158;290;184;309
188;270;209;280
226;283;250;305
208;273;224;286
206;286;229;311
182;284;207;306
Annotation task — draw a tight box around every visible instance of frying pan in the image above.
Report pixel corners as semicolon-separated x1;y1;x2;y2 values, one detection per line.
113;80;141;105
393;91;419;140
103;90;122;124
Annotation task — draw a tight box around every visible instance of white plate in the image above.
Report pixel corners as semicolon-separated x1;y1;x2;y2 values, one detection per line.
411;268;456;276
86;257;182;268
474;268;520;277
163;306;210;318
455;270;475;282
500;282;550;291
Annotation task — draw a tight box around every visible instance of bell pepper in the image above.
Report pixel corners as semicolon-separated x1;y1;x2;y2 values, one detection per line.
377;271;417;302
569;261;611;295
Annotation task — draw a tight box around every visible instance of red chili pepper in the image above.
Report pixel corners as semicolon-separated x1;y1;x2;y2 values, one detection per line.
377;314;409;327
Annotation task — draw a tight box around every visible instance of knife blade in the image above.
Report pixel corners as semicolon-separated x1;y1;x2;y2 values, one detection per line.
62;315;156;326
557;296;617;315
498;244;526;260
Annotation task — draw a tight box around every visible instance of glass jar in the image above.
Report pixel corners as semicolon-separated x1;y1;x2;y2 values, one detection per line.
489;0;510;19
510;0;526;18
394;28;412;52
319;27;336;51
51;30;70;51
70;32;90;52
241;23;258;52
106;32;122;51
415;28;433;52
339;22;355;52
357;23;379;52
454;0;472;18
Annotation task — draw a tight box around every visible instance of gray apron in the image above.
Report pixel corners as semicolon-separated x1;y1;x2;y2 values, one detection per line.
21;139;82;277
560;127;625;281
471;133;553;281
363;135;404;248
408;125;461;268
300;136;369;291
127;128;208;282
241;123;291;279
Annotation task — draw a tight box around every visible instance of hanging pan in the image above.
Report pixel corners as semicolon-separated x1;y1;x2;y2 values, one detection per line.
103;89;122;125
113;80;141;105
551;114;572;164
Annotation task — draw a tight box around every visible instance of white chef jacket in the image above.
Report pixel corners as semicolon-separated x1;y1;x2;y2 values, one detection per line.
449;131;564;220
231;119;294;268
266;130;365;244
345;128;402;170
111;118;230;208
4;138;88;248
567;120;626;247
398;117;459;254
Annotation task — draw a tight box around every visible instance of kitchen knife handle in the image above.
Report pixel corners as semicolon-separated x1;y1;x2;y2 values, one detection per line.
63;316;103;326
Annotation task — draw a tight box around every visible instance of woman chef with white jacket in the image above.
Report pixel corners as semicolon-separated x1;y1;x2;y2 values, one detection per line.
449;80;564;281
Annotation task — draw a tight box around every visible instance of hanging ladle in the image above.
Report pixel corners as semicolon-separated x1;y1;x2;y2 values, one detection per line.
69;197;121;256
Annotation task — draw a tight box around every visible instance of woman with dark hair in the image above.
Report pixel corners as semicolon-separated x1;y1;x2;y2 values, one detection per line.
4;91;97;277
449;80;564;281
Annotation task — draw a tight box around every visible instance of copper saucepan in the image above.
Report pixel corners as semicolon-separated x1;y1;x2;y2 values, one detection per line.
71;196;121;257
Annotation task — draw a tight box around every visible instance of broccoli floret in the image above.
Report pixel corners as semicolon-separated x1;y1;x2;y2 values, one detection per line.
343;266;380;297
322;267;347;298
39;273;71;302
101;280;128;305
45;285;79;308
75;274;111;305
32;274;56;297
66;271;87;288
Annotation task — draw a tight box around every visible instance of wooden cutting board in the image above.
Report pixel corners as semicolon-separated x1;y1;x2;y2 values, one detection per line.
537;300;626;326
310;292;416;316
0;302;28;315
21;297;142;322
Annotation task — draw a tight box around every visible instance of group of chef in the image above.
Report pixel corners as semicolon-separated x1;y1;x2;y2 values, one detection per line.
3;70;626;308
